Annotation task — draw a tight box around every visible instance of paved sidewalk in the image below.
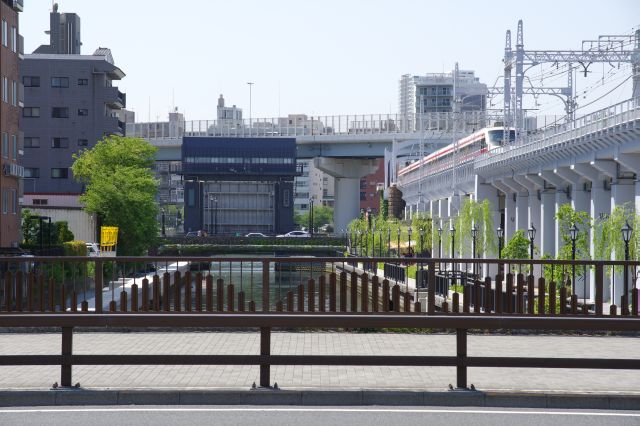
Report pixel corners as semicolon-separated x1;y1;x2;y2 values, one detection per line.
0;332;638;392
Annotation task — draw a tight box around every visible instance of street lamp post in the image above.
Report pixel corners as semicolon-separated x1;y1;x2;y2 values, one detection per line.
622;220;633;314
372;222;376;258
213;197;218;234
419;228;425;256
450;223;456;288
569;223;579;296
497;226;504;277
247;82;254;136
471;224;478;277
527;223;536;260
379;229;383;260
438;226;443;272
357;230;362;256
407;227;413;256
308;198;314;237
161;208;166;237
387;228;391;257
396;228;401;258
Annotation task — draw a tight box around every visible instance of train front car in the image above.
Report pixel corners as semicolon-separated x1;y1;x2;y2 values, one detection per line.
485;127;516;151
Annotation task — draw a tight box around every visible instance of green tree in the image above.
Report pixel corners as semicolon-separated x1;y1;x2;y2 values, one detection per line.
21;209;39;245
295;205;334;230
501;230;531;260
451;198;497;258
71;136;158;256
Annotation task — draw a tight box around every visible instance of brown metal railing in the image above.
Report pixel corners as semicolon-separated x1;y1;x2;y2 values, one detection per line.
0;256;639;390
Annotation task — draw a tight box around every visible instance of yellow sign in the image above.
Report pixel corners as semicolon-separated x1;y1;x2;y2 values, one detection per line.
100;226;119;253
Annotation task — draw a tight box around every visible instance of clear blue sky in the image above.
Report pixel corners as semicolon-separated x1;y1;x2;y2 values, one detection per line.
21;0;639;121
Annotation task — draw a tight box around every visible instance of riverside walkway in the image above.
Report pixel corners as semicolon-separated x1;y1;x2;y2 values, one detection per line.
0;331;638;393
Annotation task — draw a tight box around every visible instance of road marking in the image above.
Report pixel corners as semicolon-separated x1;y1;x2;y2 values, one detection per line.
0;408;638;416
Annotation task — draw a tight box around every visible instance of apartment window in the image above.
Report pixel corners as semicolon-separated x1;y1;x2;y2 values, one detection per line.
1;20;7;47
1;133;7;158
24;137;40;148
77;108;89;116
78;78;88;86
11;80;16;106
360;192;367;201
10;26;16;52
24;168;39;178
51;77;69;88
23;76;40;87
78;139;89;147
23;107;40;118
11;189;16;214
2;190;7;214
51;168;69;179
51;107;69;118
11;135;16;159
51;137;69;148
1;76;7;102
33;199;48;205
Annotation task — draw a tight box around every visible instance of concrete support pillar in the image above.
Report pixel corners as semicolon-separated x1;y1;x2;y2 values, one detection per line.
504;192;516;242
555;189;570;256
515;193;529;233
315;158;379;232
540;190;556;258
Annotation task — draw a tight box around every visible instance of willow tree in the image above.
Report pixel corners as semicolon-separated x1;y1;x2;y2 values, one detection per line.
452;198;497;258
72;136;159;256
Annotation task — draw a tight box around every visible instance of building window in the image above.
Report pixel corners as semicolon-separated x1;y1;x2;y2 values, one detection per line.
11;189;16;214
1;20;7;47
51;77;69;88
78;139;89;147
33;199;48;205
2;190;7;214
78;78;88;86
1;133;7;158
11;80;16;106
360;192;367;201
51;168;69;179
77;108;89;116
23;107;40;118
51;137;69;148
24;137;40;148
11;134;16;159
10;26;16;52
51;107;69;118
24;168;39;178
23;76;40;87
1;76;7;102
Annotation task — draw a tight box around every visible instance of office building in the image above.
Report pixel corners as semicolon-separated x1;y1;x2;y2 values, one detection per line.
0;0;23;249
399;68;487;116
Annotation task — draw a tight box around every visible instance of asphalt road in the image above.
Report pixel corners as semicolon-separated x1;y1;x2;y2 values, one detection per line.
0;406;638;426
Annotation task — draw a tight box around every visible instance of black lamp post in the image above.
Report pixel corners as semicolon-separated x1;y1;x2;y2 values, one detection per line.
622;220;633;314
419;228;425;256
569;223;579;296
471;224;479;277
527;223;536;260
161;208;166;237
365;228;369;258
213;197;218;234
357;230;362;256
309;198;314;237
387;228;391;257
378;229;383;259
372;222;376;257
407;227;413;256
341;228;346;252
450;223;456;260
438;226;443;272
496;226;504;259
396;227;401;258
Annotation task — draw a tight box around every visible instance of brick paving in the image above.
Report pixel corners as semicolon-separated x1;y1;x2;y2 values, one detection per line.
0;332;637;392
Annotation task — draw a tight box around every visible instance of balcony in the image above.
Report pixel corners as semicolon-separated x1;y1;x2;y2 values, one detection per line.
11;0;23;12
105;87;126;109
3;162;24;178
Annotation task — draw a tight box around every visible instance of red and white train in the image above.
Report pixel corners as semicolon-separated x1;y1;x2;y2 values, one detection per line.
398;127;515;181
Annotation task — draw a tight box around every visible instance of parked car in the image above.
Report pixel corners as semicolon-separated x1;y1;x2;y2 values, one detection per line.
276;230;310;238
245;232;268;238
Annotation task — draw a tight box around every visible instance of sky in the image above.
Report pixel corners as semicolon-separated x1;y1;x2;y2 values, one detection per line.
20;0;640;122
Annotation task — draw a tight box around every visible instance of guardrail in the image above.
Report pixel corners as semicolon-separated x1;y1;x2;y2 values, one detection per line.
0;256;639;390
126;111;498;140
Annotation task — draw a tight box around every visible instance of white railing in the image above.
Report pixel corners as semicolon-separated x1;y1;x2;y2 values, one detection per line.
475;98;640;169
127;111;498;140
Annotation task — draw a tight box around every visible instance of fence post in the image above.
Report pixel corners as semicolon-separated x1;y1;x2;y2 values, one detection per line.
94;260;103;313
260;327;271;388
61;327;73;387
595;263;603;316
456;328;467;389
262;260;270;313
